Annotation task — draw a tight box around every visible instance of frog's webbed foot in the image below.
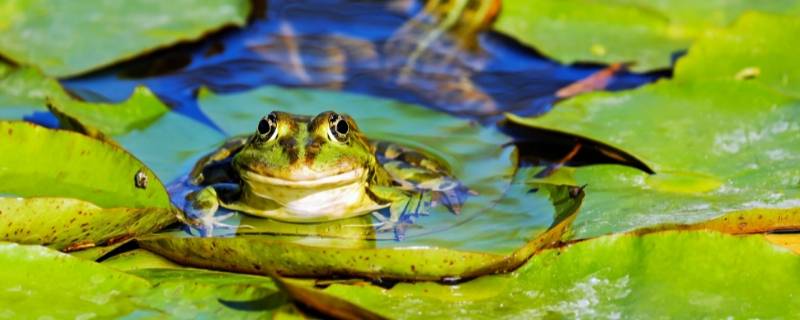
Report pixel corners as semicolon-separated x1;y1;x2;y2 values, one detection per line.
419;177;474;215
183;187;242;237
371;212;420;241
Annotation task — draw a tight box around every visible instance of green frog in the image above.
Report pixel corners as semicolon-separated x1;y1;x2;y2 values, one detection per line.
183;110;466;237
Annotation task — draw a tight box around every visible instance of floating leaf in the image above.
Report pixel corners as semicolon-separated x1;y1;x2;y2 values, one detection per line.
130;268;289;318
508;78;800;239
322;231;800;318
494;0;800;71
0;242;151;318
102;248;181;271
0;63;171;139
69;237;132;261
674;12;800;98
0;0;252;77
139;185;582;281
48;86;170;136
0;121;176;250
0;63;58;119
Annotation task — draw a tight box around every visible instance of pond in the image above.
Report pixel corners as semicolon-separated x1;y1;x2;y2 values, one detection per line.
2;0;799;318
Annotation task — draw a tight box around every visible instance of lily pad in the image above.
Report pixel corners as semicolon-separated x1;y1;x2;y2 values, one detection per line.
0;63;57;119
494;0;800;72
0;0;252;77
139;184;582;281
130;268;290;318
0;63;214;182
102;248;181;271
0;121;176;249
322;231;800;318
674;12;800;98
0;242;297;318
0;242;151;318
48;86;170;136
0;63;172;137
507;78;800;239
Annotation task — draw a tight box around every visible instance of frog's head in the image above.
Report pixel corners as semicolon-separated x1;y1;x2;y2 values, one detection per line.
233;111;377;188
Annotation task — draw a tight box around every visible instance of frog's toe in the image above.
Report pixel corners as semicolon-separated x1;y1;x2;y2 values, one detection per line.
371;212;419;240
187;209;239;237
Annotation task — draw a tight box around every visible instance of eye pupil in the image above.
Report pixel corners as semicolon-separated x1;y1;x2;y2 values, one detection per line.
258;118;270;135
257;112;277;139
336;120;349;134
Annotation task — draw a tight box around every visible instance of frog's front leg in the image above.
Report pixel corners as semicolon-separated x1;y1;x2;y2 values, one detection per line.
367;185;430;236
183;186;239;237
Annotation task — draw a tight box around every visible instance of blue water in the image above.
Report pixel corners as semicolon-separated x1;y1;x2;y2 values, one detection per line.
60;0;662;132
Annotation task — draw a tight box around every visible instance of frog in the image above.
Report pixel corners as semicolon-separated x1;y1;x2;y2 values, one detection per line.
182;110;468;238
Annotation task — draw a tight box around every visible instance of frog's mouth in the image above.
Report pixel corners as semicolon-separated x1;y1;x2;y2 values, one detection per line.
240;167;366;188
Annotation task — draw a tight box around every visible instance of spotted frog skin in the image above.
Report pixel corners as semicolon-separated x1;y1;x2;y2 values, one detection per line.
184;110;466;237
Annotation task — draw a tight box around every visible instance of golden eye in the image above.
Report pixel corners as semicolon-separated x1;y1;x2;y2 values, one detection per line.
257;112;278;141
328;112;349;142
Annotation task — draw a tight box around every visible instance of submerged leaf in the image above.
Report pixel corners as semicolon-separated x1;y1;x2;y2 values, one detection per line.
0;0;252;77
0;121;176;250
140;184;582;281
322;231;800;319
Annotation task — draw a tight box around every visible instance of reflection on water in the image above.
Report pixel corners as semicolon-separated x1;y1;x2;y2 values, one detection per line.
62;0;660;125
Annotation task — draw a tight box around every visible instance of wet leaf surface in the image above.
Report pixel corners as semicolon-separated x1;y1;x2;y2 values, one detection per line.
0;121;176;250
511;79;800;239
0;0;252;77
139;184;582;281
0;242;151;318
322;231;800;319
495;0;800;71
508;13;800;239
0;63;171;138
101;248;181;271
674;12;800;98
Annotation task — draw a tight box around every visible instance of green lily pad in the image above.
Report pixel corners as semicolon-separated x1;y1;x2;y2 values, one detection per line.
0;0;251;77
0;242;151;318
0;63;172;138
0;121;176;250
69;237;133;261
322;231;800;318
508;78;800;239
0;63;57;119
48;86;170;136
0;62;210;183
130;268;290;318
494;0;800;71
139;184;582;281
674;12;800;98
102;248;181;271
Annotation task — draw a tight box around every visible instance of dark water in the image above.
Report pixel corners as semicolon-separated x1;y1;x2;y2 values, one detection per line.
60;0;661;132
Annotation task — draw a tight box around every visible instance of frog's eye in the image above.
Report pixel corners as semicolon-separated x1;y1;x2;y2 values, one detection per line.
257;113;278;141
327;112;349;142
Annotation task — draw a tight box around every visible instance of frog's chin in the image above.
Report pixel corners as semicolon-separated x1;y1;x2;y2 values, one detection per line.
236;167;383;220
240;167;365;189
